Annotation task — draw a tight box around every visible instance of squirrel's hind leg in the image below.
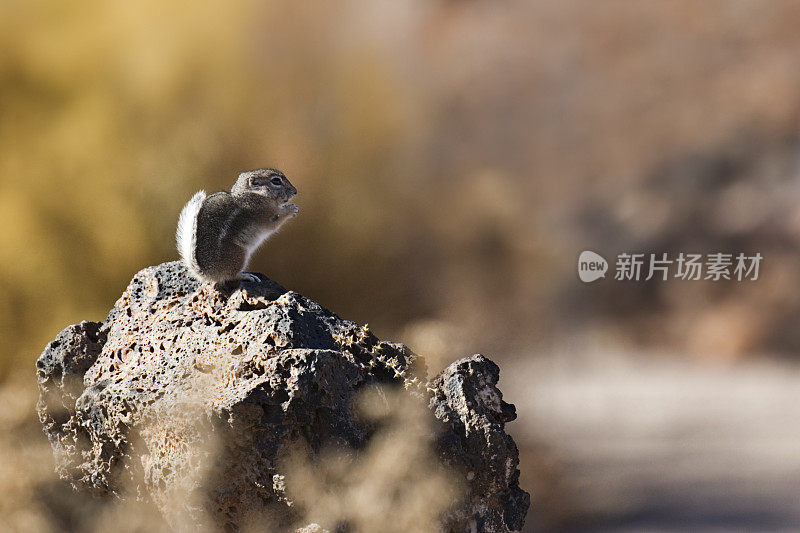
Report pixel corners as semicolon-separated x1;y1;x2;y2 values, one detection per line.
238;272;260;283
213;272;260;293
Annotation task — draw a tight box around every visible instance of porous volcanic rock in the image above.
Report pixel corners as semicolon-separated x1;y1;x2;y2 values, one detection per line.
36;261;529;531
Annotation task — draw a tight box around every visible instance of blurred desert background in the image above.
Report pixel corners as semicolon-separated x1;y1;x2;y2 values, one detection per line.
3;1;800;531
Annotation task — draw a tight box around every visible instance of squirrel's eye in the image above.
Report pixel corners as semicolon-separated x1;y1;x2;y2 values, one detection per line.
270;177;283;186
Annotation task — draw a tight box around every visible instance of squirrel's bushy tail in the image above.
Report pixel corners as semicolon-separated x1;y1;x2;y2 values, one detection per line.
176;190;206;280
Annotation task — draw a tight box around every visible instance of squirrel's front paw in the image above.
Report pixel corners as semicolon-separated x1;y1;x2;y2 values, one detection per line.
283;203;299;216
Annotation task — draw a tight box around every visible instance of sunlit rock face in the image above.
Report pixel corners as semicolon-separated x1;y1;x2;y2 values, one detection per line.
36;261;529;532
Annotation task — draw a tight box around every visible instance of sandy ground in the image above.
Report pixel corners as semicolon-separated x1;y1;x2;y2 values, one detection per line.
503;349;800;532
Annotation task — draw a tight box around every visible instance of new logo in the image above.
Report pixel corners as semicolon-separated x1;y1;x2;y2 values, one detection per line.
578;250;608;282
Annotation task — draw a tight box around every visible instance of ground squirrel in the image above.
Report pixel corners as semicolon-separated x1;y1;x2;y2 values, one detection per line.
176;169;298;285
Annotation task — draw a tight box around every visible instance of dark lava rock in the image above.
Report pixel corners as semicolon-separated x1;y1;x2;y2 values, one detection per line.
36;261;529;531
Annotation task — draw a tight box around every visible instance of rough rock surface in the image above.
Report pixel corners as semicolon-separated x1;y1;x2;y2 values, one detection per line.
36;261;529;531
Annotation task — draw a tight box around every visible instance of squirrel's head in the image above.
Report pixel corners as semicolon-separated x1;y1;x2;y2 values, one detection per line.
232;168;297;204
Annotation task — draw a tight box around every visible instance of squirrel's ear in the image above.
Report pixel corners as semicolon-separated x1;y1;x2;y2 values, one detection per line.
237;172;254;188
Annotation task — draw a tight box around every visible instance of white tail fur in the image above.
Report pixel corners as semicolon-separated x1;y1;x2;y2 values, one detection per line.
176;190;206;280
